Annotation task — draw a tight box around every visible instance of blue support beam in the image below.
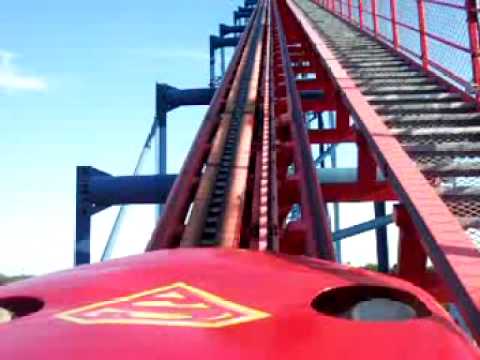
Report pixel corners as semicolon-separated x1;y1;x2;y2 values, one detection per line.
76;167;99;266
156;84;215;112
219;24;246;37
234;8;254;24
209;36;240;87
89;173;176;206
332;215;393;242
75;166;176;266
375;202;390;272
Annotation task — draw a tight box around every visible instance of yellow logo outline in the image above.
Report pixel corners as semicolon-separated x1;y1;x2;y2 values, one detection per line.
55;282;270;328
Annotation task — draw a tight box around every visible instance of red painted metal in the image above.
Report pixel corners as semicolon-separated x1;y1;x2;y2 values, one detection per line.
371;0;379;36
286;0;480;341
255;7;274;250
218;9;265;247
466;0;480;99
271;0;335;260
358;0;363;29
395;204;427;285
316;0;477;98
308;128;356;143
417;0;429;70
322;182;396;202
0;248;478;359
147;6;260;250
357;134;377;186
389;0;399;49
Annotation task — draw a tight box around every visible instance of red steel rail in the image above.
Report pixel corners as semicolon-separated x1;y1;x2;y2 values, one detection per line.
271;0;335;259
147;3;263;250
149;0;335;260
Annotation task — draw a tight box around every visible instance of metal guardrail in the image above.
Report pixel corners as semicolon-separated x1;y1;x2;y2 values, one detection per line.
314;0;480;97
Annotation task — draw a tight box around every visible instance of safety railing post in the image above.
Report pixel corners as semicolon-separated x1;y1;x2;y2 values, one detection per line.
339;0;343;16
466;0;480;101
348;0;353;21
371;0;378;36
417;0;429;70
390;0;399;49
359;0;364;29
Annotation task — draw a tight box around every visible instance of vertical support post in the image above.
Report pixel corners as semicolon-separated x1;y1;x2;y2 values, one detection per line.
156;110;167;219
417;0;429;70
329;111;342;263
317;113;325;168
221;47;226;77
339;0;343;16
348;0;353;21
336;100;349;132
466;0;480;100
374;202;389;272
358;0;364;29
390;0;400;49
371;0;379;36
155;84;168;219
75;167;91;265
358;135;377;185
209;36;216;88
394;204;427;283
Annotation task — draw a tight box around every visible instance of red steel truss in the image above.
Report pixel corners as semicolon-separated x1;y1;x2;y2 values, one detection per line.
148;0;480;343
282;0;480;341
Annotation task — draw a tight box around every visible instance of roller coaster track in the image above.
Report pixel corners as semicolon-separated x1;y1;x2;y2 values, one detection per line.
147;0;480;342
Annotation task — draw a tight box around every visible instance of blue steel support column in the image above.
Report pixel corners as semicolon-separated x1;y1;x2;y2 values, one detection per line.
76;167;92;265
209;35;216;88
317;113;325;168
221;47;226;77
219;24;245;79
329;111;342;262
75;86;214;265
156;110;167;218
156;85;168;219
155;84;215;217
75;165;176;264
209;36;239;88
75;166;109;265
375;201;390;272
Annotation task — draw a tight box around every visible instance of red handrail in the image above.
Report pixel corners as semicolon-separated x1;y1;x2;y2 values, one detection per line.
316;0;480;97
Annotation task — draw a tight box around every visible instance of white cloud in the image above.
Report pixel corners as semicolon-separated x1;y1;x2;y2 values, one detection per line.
0;50;47;92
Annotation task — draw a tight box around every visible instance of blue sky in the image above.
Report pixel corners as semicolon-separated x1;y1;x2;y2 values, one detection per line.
0;0;399;276
0;0;245;275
